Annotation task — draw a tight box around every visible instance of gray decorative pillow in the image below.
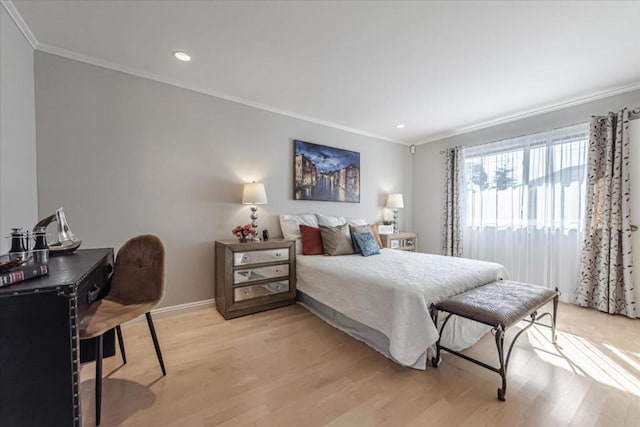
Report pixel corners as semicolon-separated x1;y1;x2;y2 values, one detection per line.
349;224;372;254
320;224;355;255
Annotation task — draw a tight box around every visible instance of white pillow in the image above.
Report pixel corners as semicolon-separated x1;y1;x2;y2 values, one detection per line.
346;217;368;226
279;214;319;254
316;213;347;227
316;214;368;227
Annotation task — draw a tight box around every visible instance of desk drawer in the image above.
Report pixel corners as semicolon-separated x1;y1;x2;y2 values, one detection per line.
76;254;113;321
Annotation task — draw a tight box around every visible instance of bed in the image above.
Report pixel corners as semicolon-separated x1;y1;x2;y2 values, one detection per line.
296;249;508;369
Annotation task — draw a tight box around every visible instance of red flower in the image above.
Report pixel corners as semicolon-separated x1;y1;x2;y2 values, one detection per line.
232;224;257;238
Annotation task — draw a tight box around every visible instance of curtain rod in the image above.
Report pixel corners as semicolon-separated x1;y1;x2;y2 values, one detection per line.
438;120;589;154
440;108;640;154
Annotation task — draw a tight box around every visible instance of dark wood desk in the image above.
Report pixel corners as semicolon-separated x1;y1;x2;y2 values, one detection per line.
0;248;114;427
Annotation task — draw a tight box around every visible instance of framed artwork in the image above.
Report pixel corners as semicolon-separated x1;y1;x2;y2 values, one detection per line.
294;140;360;203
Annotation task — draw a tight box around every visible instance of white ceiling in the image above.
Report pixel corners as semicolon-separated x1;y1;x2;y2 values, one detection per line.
8;0;640;145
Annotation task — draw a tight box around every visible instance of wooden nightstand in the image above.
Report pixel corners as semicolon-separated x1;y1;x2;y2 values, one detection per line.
215;239;296;319
380;232;418;252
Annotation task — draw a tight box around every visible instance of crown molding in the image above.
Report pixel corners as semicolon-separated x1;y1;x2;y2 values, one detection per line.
35;42;406;146
416;81;640;145
5;0;637;147
1;0;38;49
2;1;404;145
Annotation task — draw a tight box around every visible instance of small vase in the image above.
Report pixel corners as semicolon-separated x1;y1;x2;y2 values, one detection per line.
238;237;250;243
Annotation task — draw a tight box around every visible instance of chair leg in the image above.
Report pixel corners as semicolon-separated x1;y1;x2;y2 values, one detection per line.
115;325;127;364
145;312;166;376
95;334;103;426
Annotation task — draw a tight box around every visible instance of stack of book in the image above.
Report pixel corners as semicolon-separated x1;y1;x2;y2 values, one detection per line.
0;257;49;287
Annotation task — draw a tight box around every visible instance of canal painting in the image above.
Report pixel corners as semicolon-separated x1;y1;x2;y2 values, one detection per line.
294;140;360;203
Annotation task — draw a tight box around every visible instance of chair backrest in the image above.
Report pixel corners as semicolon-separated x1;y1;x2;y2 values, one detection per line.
108;234;165;305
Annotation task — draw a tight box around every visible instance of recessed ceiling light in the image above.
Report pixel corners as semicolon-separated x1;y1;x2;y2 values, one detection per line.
395;124;406;129
172;51;191;62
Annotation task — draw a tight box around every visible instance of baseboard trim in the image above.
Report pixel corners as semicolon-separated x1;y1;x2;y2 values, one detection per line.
152;298;216;315
125;298;216;324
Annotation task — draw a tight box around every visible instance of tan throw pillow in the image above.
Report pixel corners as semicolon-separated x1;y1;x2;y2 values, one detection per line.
320;224;355;255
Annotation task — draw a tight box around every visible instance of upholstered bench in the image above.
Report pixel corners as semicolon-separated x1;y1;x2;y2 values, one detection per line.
430;280;559;401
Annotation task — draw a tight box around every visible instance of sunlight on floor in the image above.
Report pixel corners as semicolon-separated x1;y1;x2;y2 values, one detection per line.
526;325;640;396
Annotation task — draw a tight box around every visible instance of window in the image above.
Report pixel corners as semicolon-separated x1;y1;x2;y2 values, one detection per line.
462;122;589;302
464;123;589;233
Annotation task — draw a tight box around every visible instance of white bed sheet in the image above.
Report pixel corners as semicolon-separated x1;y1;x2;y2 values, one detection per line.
296;249;508;369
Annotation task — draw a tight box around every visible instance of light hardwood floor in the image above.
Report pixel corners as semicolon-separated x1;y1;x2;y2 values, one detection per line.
80;302;640;426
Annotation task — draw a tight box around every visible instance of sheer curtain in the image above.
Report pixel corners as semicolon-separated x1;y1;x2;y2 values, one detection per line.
462;123;589;302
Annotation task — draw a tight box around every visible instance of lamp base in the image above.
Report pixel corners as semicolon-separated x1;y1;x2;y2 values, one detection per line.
393;209;399;233
250;205;258;228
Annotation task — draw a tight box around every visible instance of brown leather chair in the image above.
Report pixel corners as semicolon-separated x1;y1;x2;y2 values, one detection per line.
79;234;167;425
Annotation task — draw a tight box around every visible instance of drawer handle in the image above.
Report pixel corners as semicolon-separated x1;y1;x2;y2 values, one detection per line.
276;252;282;257
243;289;250;295
87;284;101;303
243;255;249;261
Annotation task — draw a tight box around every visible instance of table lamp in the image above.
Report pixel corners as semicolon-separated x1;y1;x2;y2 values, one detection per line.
242;182;268;228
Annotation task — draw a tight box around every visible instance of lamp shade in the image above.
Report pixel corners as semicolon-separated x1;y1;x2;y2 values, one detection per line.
242;182;268;205
386;193;404;209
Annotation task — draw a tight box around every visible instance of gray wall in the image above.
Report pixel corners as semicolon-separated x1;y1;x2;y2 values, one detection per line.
413;89;640;255
34;52;413;308
0;4;38;253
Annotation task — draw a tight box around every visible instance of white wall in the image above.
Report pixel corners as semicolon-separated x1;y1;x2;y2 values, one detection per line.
34;52;413;307
413;89;640;255
0;4;38;252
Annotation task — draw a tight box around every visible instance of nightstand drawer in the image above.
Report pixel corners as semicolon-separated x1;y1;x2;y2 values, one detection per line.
233;248;289;266
234;264;289;284
233;280;290;302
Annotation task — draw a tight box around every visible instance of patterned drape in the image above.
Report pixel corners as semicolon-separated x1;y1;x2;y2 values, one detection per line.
442;147;463;257
576;108;636;317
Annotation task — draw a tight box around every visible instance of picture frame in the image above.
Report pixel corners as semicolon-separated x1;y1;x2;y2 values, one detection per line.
377;224;394;235
293;140;360;203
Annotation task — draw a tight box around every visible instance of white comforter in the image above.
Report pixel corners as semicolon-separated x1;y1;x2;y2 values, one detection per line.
296;249;508;368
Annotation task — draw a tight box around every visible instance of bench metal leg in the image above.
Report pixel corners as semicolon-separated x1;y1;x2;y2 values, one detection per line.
552;289;559;344
429;304;441;367
500;311;539;401
494;326;506;401
530;292;559;345
431;304;456;369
